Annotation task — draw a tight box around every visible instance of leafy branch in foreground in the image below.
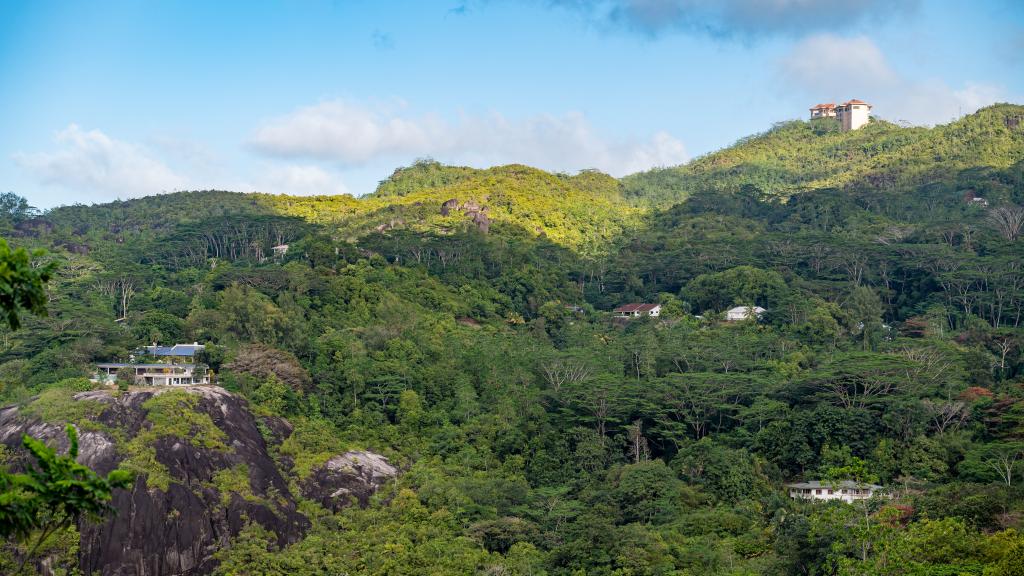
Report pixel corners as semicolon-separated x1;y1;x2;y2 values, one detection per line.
0;425;133;570
0;238;55;330
0;234;131;572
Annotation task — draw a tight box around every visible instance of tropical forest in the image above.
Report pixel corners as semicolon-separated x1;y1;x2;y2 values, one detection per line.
1;105;1024;576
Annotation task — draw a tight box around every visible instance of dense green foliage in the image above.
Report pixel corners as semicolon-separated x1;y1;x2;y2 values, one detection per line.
622;104;1024;206
0;238;54;331
2;104;1024;574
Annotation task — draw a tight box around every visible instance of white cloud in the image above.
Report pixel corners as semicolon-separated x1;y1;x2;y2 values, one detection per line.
780;35;896;92
251;100;440;165
14;124;189;198
256;164;351;196
250;100;687;176
778;34;1008;126
14;126;352;201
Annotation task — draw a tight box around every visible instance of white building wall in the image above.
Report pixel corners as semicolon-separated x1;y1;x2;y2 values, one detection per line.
788;488;875;503
847;105;870;130
838;104;870;131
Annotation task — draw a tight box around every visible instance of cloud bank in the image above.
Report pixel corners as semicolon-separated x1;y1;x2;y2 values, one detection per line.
14;124;352;201
250;100;687;176
256;163;351;197
547;0;917;39
778;34;1008;125
14;125;189;198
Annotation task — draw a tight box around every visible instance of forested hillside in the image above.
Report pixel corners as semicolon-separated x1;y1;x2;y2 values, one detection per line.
1;104;1023;575
623;103;1024;205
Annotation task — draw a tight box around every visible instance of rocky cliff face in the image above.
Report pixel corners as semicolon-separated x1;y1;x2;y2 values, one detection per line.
0;386;309;576
301;450;398;512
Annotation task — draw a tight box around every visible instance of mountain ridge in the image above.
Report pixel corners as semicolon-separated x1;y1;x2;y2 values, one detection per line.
35;103;1024;230
622;103;1024;205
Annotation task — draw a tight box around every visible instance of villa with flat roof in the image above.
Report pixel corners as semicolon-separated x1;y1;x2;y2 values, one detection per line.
137;342;205;358
93;342;212;386
95;363;210;386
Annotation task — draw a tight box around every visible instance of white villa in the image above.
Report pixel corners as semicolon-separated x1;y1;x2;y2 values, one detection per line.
613;303;662;318
94;342;211;386
786;480;883;503
95;363;210;386
810;99;872;131
726;306;766;322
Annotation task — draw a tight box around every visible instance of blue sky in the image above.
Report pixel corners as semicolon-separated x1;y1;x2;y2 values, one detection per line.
2;0;1022;209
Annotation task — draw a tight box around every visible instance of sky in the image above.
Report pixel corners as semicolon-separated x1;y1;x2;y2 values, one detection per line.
1;0;1022;209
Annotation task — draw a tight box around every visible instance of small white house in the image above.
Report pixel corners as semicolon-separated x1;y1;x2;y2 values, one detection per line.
786;480;882;503
613;303;662;318
726;306;766;322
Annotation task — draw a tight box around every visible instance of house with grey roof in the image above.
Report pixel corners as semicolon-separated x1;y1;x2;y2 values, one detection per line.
726;306;766;322
92;342;211;387
137;342;205;359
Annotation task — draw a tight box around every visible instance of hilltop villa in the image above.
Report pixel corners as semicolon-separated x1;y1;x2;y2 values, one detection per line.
94;342;211;386
809;99;872;131
613;303;662;318
809;102;836;118
786;480;883;503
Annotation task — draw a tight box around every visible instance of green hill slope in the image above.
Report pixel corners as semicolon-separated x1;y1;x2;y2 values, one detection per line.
623;103;1024;205
42;163;636;257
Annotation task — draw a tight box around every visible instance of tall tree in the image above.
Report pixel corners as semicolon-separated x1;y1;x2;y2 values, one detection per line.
0;240;54;330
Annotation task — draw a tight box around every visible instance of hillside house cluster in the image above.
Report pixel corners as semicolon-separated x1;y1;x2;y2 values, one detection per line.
611;304;768;322
785;480;883;503
94;342;211;387
810;99;872;131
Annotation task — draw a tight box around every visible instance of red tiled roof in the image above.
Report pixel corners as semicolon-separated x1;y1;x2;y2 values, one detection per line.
840;99;871;106
613;303;660;313
810;103;836;110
